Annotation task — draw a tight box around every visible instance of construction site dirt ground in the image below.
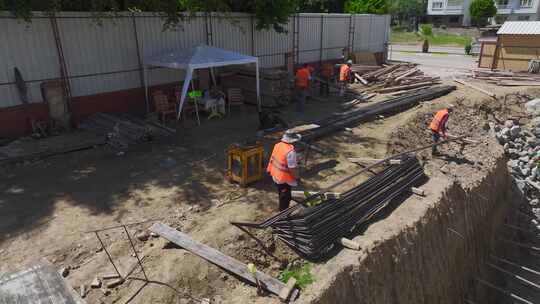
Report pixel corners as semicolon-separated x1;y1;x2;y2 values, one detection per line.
1;81;538;303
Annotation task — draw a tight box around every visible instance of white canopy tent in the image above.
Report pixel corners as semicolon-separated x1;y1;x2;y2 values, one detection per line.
143;45;261;120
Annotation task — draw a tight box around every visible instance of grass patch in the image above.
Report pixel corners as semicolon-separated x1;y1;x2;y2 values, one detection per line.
278;262;315;290
390;30;473;47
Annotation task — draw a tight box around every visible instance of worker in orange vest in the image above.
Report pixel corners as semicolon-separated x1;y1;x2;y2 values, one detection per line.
295;64;311;113
267;130;301;211
339;60;352;97
319;63;334;97
429;104;454;155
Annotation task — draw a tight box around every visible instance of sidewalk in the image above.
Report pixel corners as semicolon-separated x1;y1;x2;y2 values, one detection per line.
389;44;466;55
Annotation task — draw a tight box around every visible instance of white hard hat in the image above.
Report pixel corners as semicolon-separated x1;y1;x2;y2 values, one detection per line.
346;59;353;65
281;130;302;144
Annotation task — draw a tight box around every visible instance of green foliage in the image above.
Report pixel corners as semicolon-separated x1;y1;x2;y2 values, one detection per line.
464;42;472;55
469;0;496;24
344;0;388;14
278;262;315;290
0;0;304;32
388;0;425;21
419;23;432;36
391;28;472;47
304;191;322;207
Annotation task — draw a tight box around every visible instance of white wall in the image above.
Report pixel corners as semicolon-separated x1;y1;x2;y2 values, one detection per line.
0;12;390;108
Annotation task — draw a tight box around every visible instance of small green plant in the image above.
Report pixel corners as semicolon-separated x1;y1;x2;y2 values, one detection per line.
464;42;472;55
278;262;315;290
419;24;433;36
304;191;322;207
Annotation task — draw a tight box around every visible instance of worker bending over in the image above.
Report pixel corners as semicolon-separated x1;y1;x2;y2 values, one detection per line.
339;60;352;96
295;64;312;113
267;130;301;211
429;104;454;155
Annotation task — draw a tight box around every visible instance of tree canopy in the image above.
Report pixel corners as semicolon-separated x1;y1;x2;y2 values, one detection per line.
469;0;496;25
344;0;389;14
0;0;318;32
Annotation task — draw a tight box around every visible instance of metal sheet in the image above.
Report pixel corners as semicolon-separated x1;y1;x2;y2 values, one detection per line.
0;15;59;107
56;13;140;97
211;13;253;55
322;15;350;61
298;14;322;64
254;18;292;68
498;21;540;35
0;259;84;304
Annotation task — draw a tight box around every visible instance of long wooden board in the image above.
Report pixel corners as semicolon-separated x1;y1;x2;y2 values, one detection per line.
150;223;296;301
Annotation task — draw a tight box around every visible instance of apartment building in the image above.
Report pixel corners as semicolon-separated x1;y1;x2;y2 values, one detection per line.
426;0;540;26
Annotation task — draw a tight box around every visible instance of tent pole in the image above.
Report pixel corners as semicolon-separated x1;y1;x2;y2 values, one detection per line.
144;66;149;115
255;60;261;112
210;67;217;86
177;67;193;121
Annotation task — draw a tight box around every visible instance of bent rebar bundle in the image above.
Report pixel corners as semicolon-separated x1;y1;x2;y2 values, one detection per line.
232;155;426;260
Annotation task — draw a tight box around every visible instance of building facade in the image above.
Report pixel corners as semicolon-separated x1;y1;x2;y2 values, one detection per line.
426;0;540;26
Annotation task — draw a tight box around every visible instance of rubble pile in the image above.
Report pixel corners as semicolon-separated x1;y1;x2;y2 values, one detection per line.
495;98;540;214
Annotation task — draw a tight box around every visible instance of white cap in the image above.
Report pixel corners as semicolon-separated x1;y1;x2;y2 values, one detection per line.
281;130;302;144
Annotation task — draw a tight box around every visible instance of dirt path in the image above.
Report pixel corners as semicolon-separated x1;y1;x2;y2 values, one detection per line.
1;82;538;303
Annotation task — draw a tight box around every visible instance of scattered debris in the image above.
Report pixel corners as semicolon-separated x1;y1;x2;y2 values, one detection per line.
91;277;102;289
135;230;150;242
106;278;124;289
60;266;70;278
150;223;298;301
79;284;87;298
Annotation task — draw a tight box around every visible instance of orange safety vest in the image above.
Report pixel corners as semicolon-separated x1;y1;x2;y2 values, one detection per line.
295;68;310;89
339;64;350;82
267;142;296;184
429;109;449;133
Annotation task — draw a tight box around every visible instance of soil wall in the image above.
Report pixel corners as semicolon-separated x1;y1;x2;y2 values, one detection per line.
302;156;512;304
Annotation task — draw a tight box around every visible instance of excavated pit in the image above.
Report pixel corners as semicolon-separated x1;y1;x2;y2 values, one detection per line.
297;98;518;304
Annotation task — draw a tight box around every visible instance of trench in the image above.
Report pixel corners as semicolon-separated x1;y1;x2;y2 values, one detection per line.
299;152;521;304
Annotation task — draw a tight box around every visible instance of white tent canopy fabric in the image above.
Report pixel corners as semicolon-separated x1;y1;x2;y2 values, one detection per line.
143;45;261;120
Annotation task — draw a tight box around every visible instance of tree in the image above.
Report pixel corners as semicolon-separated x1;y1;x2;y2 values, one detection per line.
469;0;496;26
344;0;389;14
388;0;426;27
0;0;306;32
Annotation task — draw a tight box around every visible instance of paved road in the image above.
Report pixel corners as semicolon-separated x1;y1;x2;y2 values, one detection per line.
389;44;466;55
389;50;477;79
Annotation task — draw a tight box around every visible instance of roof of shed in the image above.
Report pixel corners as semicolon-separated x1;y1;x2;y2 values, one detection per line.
498;21;540;35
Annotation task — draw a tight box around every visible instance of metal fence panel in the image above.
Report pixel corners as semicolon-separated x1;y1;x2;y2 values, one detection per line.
56;13;140;97
212;13;253;56
353;15;372;52
0;15;59;107
0;12;389;109
322;14;350;61
135;13;206;86
298;14;322;64
253;18;292;68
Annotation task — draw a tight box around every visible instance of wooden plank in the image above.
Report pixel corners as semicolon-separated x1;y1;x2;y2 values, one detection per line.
278;278;297;302
376;81;438;93
395;68;419;81
497;80;540;87
453;78;496;98
150;223;293;300
340;238;361;250
411;187;425;196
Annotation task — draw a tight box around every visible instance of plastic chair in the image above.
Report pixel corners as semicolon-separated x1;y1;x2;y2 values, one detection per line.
227;88;245;115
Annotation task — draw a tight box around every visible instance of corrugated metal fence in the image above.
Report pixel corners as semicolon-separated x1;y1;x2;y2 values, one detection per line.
0;12;390;108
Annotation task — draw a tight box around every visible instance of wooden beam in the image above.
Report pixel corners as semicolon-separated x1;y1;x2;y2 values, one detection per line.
453;78;496;98
340;238;361;250
278;278;297;302
411;187;425;196
150;223;296;300
376;81;439;94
